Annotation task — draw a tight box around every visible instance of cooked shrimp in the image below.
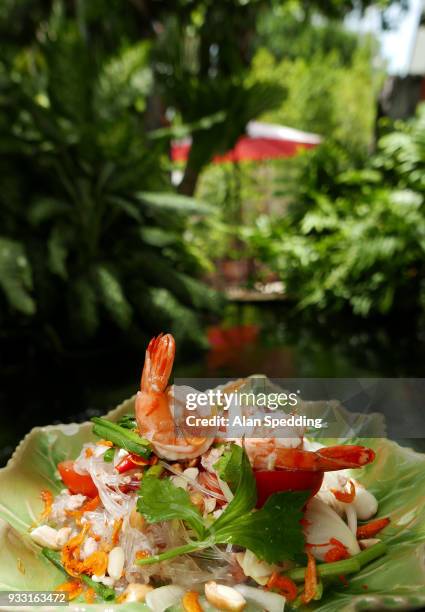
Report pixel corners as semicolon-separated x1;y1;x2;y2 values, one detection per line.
244;438;375;471
135;334;213;460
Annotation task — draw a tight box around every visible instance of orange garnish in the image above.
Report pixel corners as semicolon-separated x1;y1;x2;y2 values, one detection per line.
324;538;350;563
356;517;390;539
112;518;123;546
96;439;113;447
81;551;108;576
66;495;100;518
135;550;150;560
55;580;83;600
61;523;90;577
40;489;53;521
85;448;94;458
84;587;96;603
301;550;317;604
182;591;203;612
266;572;297;602
332;480;356;503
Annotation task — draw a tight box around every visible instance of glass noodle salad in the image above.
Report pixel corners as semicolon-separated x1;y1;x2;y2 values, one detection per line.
33;334;391;610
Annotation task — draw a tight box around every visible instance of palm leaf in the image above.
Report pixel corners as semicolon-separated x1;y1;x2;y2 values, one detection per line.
0;237;35;315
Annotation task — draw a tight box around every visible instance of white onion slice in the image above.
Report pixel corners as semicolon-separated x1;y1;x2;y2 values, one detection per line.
235;584;286;612
145;585;184;612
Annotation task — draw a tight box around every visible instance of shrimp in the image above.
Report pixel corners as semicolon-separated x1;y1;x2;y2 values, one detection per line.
135;334;213;460
244;438;375;472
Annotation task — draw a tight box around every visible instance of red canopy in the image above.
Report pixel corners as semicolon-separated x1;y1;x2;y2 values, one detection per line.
171;121;321;163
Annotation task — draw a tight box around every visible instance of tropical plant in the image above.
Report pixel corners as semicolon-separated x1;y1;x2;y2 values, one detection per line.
245;106;425;317
0;9;221;351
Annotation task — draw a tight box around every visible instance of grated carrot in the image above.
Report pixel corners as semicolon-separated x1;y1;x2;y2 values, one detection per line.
324;538;350;562
66;495;100;519
266;572;297;602
356;517;390;539
96;439;113;447
85;448;94;458
39;489;53;521
111;518;123;546
332;480;356;503
135;550;150;560
84;587;96;603
55;580;83;600
81;551;108;577
301;550;317;604
182;591;203;612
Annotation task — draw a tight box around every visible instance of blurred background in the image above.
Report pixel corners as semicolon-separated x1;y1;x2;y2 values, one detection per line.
1;0;425;465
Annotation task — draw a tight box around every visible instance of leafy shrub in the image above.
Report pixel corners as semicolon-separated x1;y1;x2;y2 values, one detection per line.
246;106;425;317
0;13;220;350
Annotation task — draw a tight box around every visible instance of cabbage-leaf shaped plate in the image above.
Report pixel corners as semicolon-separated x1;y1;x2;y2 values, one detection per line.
0;391;425;612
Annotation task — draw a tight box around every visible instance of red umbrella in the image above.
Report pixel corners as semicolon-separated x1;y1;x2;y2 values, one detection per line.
171;120;321;163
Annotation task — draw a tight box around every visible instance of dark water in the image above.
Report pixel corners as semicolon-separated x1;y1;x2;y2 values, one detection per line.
1;302;425;466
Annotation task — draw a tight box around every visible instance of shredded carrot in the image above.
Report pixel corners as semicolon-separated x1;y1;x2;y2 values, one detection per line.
182;591;203;612
66;495;100;518
301;550;317;605
112;517;123;546
84;587;96;603
39;489;53;521
266;572;298;602
332;480;356;503
85;448;94;458
81;551;108;576
135;549;150;560
324;538;350;562
356;517;390;539
61;523;90;577
55;580;83;600
96;439;113;447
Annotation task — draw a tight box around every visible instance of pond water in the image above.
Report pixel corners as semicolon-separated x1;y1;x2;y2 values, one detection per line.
1;302;424;466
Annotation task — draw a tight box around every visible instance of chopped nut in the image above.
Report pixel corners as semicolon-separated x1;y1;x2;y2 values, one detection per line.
117;583;153;603
129;507;145;530
204;581;246;611
189;493;204;512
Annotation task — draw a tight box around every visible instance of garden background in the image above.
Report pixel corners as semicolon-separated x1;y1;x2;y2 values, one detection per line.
1;0;425;465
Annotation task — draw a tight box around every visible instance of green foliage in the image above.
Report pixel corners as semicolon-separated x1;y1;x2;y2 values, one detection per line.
246;106;425;317
0;10;221;349
250;40;381;150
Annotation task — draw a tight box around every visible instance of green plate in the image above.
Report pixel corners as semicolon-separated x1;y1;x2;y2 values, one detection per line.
0;393;424;612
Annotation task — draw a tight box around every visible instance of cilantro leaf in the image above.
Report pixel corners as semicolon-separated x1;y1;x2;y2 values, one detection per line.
136;446;308;568
137;475;205;538
211;490;309;563
211;443;257;532
213;444;243;491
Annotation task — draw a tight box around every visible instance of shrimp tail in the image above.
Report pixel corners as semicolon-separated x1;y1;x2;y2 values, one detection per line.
316;445;375;470
269;444;375;472
141;333;175;393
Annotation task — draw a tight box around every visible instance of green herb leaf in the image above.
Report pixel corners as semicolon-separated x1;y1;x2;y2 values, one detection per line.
137;474;205;538
213;443;243;491
211;444;257;533
137;447;308;568
212;490;309;564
